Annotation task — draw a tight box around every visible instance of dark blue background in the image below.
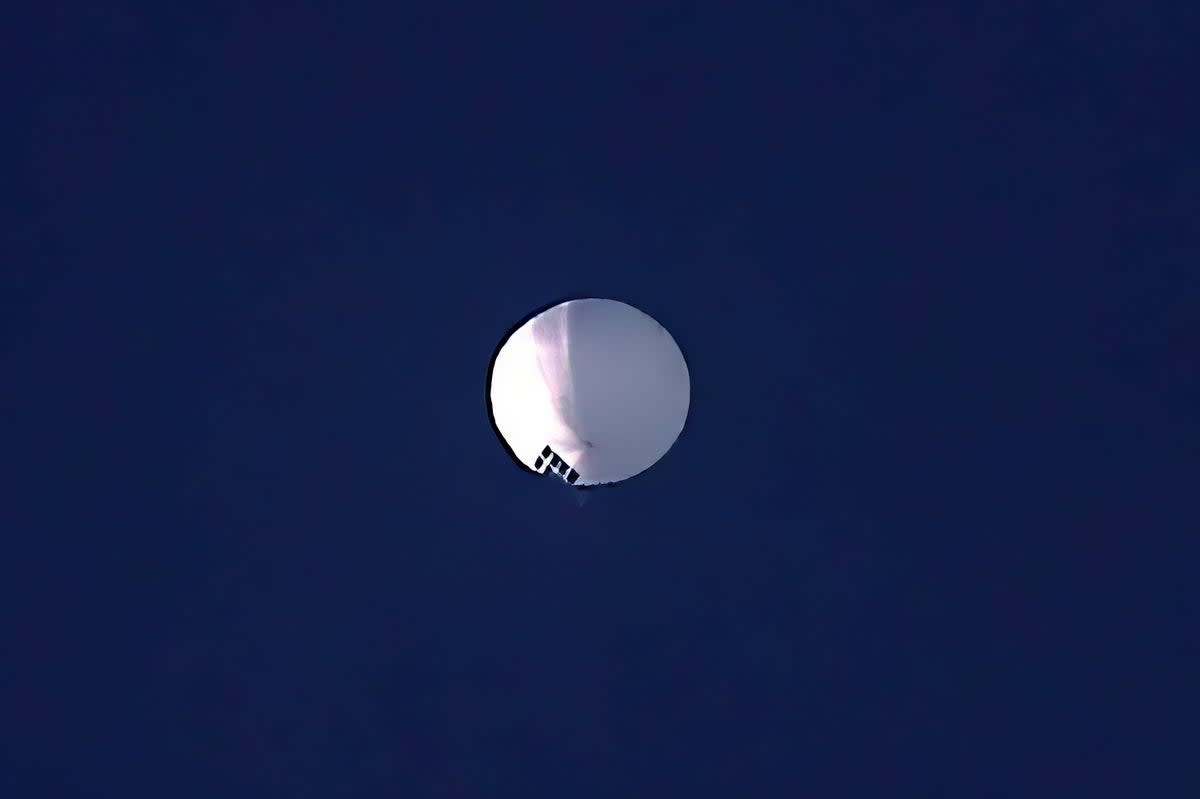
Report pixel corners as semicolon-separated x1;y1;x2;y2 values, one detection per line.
4;2;1196;796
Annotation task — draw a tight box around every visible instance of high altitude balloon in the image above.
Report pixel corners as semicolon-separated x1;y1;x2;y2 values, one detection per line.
488;298;690;486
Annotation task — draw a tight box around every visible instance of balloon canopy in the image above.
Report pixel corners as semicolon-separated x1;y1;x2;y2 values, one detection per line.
488;298;690;486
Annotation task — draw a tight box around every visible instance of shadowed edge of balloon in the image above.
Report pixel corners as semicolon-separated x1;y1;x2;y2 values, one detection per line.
484;294;693;493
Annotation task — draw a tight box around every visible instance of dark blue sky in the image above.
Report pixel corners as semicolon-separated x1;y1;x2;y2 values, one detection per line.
4;2;1196;796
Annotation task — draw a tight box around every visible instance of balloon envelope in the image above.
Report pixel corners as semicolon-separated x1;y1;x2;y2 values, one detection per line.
488;298;690;486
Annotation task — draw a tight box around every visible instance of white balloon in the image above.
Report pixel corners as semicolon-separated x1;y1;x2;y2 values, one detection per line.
488;298;690;486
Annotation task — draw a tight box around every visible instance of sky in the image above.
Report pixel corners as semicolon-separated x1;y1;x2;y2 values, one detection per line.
3;2;1197;796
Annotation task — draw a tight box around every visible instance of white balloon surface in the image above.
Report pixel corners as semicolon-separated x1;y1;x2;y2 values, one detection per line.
488;299;690;486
